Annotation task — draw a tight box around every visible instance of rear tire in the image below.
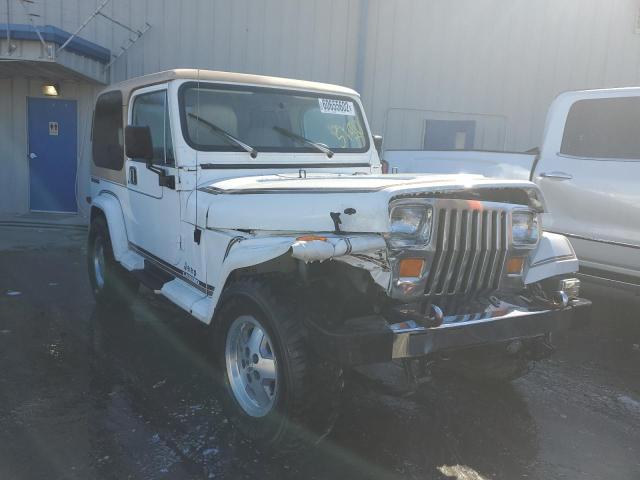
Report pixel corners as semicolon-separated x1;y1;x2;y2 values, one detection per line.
87;215;139;306
213;278;343;452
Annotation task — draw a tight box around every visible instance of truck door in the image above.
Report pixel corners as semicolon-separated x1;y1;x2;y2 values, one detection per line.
125;85;182;266
532;94;640;279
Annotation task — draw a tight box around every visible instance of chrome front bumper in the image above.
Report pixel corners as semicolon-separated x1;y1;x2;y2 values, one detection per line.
389;298;590;359
307;298;591;366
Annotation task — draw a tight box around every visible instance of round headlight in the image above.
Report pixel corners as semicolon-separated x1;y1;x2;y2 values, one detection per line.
512;211;540;246
389;204;433;248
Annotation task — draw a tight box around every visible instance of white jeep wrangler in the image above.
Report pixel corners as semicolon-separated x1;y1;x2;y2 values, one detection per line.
87;69;589;449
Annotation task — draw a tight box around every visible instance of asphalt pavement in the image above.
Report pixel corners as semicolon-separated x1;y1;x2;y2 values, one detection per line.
0;226;639;480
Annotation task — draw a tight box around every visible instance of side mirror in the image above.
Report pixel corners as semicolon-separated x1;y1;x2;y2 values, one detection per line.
373;135;384;156
125;125;153;162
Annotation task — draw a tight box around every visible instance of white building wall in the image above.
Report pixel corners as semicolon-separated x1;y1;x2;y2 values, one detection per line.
109;0;362;88
360;0;640;151
1;0;362;86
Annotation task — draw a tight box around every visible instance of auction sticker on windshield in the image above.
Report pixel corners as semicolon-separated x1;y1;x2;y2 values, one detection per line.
319;98;356;116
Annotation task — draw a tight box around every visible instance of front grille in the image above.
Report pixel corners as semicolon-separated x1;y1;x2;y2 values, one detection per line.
425;207;508;297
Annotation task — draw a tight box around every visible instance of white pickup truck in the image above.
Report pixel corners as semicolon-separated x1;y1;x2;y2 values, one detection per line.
387;87;640;297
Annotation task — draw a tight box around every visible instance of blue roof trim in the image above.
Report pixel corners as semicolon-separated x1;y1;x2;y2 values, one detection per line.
1;23;111;64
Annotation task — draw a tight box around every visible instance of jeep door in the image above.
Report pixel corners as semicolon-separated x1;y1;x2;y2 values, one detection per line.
533;94;640;283
125;84;181;266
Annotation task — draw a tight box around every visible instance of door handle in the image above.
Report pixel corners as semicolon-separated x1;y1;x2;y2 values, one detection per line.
129;166;137;185
29;152;37;160
539;171;573;180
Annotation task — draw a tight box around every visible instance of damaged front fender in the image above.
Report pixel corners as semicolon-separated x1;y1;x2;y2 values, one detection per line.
203;232;391;323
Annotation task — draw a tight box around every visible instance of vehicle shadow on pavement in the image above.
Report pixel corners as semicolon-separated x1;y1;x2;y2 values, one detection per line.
86;297;538;480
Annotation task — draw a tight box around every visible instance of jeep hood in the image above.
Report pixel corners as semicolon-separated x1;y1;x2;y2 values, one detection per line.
191;173;540;233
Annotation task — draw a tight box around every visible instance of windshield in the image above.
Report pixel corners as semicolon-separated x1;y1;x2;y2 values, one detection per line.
179;82;369;154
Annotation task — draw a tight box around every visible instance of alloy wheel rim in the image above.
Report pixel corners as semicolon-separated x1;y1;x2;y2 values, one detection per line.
225;315;278;417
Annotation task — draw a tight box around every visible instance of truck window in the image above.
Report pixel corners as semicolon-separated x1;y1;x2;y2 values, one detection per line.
561;97;640;160
92;91;124;171
131;90;175;166
179;83;368;153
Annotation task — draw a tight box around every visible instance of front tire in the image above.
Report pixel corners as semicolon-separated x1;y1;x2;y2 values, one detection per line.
87;215;138;306
214;278;342;452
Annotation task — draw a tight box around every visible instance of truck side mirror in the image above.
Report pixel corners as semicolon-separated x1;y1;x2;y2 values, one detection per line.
125;125;153;162
373;135;384;155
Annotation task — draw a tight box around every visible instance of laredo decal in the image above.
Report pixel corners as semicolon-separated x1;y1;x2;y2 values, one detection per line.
183;262;197;280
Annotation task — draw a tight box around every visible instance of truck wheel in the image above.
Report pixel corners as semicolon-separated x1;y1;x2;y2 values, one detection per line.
214;278;343;452
87;215;138;306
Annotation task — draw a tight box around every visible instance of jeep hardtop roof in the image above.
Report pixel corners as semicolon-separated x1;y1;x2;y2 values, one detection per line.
103;69;359;99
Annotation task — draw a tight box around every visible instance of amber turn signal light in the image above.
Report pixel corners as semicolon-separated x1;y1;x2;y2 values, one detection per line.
506;256;525;275
399;258;425;277
296;235;328;242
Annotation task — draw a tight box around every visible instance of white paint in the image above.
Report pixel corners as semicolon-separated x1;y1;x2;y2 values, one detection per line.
290;236;386;263
124;83;183;267
90;73;581;327
160;278;206;315
386;150;535;180
91;193;130;262
525;233;578;285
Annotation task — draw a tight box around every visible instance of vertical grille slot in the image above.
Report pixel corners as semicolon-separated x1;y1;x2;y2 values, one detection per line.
425;205;509;298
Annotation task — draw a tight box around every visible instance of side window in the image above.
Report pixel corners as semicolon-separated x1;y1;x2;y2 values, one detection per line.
131;90;175;166
92;91;124;170
561;97;640;160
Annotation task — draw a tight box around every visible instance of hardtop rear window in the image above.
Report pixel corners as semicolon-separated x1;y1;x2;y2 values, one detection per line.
92;90;124;171
561;96;640;160
178;82;369;154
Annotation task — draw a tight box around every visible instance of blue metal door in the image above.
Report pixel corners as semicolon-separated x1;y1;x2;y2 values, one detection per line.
27;97;78;212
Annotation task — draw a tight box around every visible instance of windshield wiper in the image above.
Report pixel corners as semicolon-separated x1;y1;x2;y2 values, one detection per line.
273;126;334;158
188;113;258;158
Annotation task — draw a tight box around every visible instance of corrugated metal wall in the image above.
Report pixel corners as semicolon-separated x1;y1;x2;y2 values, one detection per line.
0;0;362;85
2;0;640;215
110;0;362;88
360;0;640;150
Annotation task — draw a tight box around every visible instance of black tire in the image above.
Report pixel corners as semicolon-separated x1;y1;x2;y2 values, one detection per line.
213;277;343;452
87;215;139;306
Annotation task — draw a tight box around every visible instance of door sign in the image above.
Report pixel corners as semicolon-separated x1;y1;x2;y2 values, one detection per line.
48;121;59;136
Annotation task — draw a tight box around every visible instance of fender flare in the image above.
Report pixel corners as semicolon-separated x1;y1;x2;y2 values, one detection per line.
525;232;579;284
91;193;129;262
198;234;388;324
202;236;296;322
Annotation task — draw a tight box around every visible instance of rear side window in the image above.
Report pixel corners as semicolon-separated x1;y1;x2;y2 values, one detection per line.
131;90;175;166
561;97;640;160
92;91;124;170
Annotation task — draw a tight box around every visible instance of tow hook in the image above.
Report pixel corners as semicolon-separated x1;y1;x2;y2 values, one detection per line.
427;304;444;327
553;290;570;308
